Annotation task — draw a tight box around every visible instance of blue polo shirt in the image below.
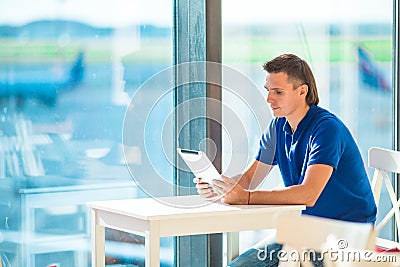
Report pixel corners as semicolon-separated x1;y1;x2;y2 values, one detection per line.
256;104;376;223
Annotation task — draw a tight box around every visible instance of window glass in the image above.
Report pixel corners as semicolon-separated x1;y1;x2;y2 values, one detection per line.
0;0;173;266
222;0;393;250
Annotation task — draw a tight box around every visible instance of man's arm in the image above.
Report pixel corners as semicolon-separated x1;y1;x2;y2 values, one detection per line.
194;159;273;199
235;159;274;190
248;164;333;206
217;163;333;206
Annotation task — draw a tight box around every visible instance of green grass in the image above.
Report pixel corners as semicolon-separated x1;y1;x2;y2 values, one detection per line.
0;38;171;64
223;37;392;63
0;37;392;65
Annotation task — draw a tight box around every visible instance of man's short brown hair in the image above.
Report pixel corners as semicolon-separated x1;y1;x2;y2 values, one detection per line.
263;54;319;106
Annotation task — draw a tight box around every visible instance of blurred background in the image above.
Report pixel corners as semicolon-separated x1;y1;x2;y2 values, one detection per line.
0;0;394;266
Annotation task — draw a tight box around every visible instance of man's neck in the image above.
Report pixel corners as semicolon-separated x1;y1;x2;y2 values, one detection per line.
287;104;311;133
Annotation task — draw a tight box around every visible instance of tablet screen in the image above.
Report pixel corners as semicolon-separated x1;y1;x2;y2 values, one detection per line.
177;148;220;184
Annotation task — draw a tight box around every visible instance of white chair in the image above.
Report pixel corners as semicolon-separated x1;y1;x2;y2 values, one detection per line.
274;148;400;267
275;213;400;267
368;147;400;249
275;213;376;267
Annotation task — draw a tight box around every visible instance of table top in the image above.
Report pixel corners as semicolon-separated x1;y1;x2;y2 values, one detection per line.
87;195;305;221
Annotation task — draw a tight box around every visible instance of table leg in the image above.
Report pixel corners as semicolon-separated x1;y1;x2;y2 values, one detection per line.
145;221;160;267
226;232;239;263
91;210;105;267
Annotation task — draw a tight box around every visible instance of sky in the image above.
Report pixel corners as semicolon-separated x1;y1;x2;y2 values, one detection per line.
0;0;393;27
223;0;392;24
0;0;173;27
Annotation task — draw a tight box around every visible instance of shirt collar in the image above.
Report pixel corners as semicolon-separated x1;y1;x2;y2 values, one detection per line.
283;104;317;136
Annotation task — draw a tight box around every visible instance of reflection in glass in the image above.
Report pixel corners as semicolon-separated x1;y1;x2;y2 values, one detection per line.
0;1;173;266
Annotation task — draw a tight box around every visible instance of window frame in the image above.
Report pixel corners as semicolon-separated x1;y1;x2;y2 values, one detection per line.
173;0;223;265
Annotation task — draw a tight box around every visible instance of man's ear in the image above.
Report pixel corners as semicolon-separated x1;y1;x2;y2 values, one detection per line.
299;84;308;96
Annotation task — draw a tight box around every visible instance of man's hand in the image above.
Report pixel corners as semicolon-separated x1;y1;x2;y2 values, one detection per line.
193;177;218;199
212;175;249;205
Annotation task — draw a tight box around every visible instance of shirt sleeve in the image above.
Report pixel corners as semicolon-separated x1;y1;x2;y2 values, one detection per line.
256;119;278;165
308;118;344;170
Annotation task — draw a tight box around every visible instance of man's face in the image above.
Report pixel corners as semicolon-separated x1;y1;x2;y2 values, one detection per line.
264;72;306;118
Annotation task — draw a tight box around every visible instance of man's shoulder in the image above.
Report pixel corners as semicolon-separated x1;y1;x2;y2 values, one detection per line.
311;106;353;138
313;105;336;118
312;105;343;125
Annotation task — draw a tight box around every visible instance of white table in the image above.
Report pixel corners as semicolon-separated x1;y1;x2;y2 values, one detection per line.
87;195;305;267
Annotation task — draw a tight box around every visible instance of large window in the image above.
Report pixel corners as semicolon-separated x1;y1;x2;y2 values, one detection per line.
222;0;394;250
0;1;174;266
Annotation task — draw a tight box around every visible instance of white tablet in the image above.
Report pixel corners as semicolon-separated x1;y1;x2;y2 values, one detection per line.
177;148;221;184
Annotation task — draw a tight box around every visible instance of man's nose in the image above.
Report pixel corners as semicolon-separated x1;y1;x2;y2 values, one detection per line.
266;91;273;103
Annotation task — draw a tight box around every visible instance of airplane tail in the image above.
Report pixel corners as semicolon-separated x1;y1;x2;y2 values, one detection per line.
41;51;85;105
68;51;85;86
357;46;391;92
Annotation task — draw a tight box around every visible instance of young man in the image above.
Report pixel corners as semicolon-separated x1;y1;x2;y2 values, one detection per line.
194;54;377;266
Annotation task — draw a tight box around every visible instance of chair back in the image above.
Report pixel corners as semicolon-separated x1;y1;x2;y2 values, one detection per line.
276;214;375;251
368;147;400;243
275;214;390;267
